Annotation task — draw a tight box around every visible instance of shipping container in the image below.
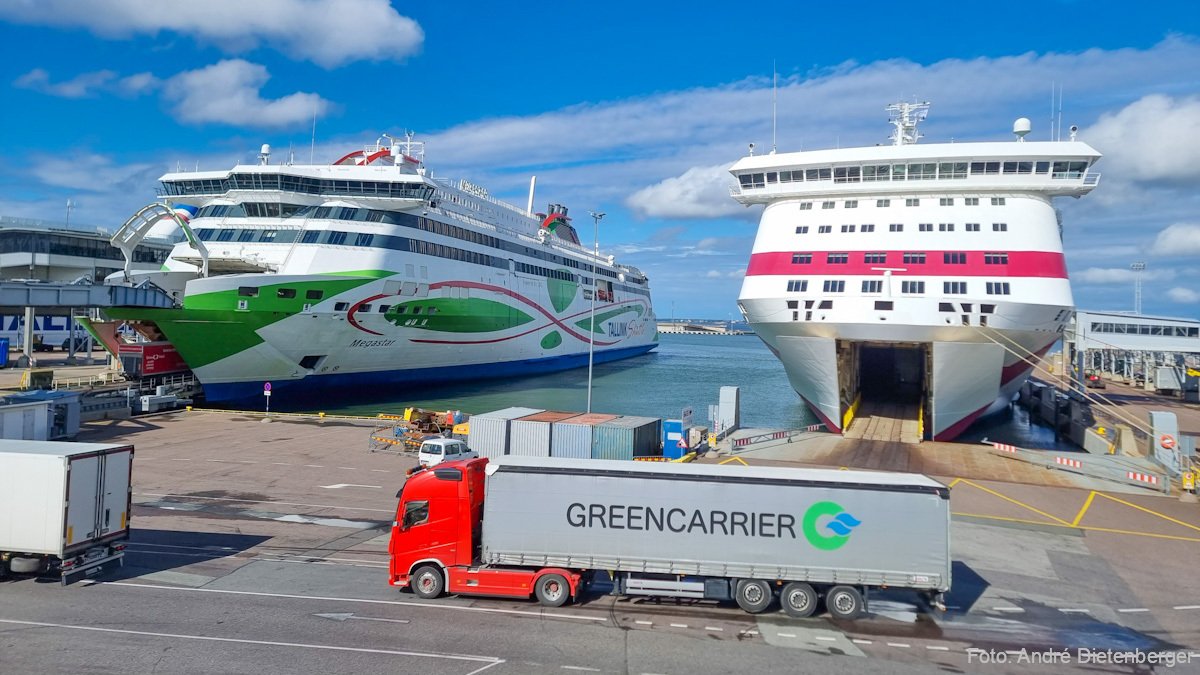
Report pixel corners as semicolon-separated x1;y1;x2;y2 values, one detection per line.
550;413;617;459
510;411;579;457
117;341;189;378
592;416;662;460
467;407;544;459
0;440;133;584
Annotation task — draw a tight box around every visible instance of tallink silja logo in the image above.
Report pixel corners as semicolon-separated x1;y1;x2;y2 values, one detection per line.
802;501;862;550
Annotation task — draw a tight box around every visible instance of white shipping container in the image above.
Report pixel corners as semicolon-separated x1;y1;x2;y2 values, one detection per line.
468;407;543;459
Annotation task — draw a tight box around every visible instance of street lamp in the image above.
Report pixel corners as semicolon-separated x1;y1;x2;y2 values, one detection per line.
586;210;605;413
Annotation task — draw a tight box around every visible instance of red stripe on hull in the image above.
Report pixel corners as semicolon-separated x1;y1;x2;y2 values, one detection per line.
799;395;840;434
1000;342;1056;386
746;250;1067;278
934;402;991;441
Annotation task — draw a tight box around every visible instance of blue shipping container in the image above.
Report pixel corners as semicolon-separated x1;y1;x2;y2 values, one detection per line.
662;419;685;459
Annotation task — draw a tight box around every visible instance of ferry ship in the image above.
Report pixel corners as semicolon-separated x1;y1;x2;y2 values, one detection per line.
730;103;1100;440
95;135;657;404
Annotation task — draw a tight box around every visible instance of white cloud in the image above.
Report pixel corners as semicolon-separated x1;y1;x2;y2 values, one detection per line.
1085;95;1200;189
0;0;422;68
164;60;332;128
1149;223;1200;256
626;164;747;219
30;153;162;193
15;67;161;98
1167;287;1200;303
1073;267;1175;284
705;270;722;278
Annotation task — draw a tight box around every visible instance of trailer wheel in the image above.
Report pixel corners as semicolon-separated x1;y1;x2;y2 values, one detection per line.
411;565;444;599
780;582;819;618
9;557;42;575
734;579;774;614
535;573;570;607
826;585;864;620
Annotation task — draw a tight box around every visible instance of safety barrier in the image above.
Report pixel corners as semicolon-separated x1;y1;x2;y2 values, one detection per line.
730;425;826;452
1055;456;1083;469
987;441;1169;493
1126;471;1159;486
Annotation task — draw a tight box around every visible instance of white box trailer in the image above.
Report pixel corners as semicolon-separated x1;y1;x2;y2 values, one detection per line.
0;440;133;584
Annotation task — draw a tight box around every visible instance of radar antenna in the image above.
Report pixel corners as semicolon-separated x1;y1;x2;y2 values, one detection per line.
886;101;931;146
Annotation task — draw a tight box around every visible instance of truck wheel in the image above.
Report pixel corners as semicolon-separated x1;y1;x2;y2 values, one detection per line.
734;579;774;614
411;565;444;599
826;585;864;620
535;573;570;607
9;556;42;575
781;582;818;618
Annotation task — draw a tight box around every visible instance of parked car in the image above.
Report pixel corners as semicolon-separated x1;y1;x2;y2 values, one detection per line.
416;438;477;467
1085;371;1106;389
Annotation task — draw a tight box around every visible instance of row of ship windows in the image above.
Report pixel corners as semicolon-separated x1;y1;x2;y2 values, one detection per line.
1089;322;1200;338
786;279;1012;295
796;222;1008;234
792;252;1009;265
797;197;1004;210
191;207;637;285
162;175;436;201
788;299;999;324
738;161;1089;188
238;286;446;317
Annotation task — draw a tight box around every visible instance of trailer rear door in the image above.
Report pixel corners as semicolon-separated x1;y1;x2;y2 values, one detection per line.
64;454;100;549
99;449;132;537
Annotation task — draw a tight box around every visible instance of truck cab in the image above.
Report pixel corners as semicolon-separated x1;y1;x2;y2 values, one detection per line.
416;438;476;468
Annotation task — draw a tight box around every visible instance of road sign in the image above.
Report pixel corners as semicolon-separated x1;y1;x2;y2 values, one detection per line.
264;382;272;392
681;406;694;427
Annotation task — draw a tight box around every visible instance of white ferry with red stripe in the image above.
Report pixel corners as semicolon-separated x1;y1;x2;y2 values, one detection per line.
730;102;1100;441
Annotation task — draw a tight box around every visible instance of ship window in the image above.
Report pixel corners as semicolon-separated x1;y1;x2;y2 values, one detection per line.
984;252;1009;264
919;223;933;232
301;230;320;244
981;304;995;313
961;303;972;312
971;162;1001;175
818;225;832;234
986;282;1012;295
787;280;808;292
844;200;858;208
939;198;954;206
786;301;799;310
216;229;235;242
906;198;919;207
822;201;835;209
359;304;372;312
804;300;814;309
993;222;1008;231
766;172;778;183
355;233;375;247
864;252;886;264
1003;161;1019;174
892;164;907;180
334;301;349;311
944;281;967;294
826;253;848;264
861;224;875;232
841;225;855;233
306;290;324;300
876;199;890;207
944;252;966;264
864;165;890;181
739;174;753;188
259;230;278;242
889;223;903;232
799;202;813;210
903;252;926;264
1035;161;1050;174
237;286;259;297
939;302;955;312
965;197;979;206
939;223;954;232
908;163;936;180
795;226;809;234
393;305;406;314
822;280;845;293
277;288;297;299
991;197;1006;205
1051;161;1089;179
411;306;422;314
778;171;794;182
862;280;883;293
980;315;988;326
237;229;255;242
901;281;925;294
966;222;981;232
792;253;812;264
940;162;968;179
875;301;893;310
328;231;347;245
834;167;861;183
818;300;833;309
378;305;390;313
196;228;216;240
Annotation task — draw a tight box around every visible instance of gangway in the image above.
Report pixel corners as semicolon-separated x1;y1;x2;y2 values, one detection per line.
112;203;208;279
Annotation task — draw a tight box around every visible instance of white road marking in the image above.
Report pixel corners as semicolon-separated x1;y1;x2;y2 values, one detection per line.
1173;605;1200;610
206;459;256;464
887;642;911;648
97;581;607;622
991;607;1024;613
814;636;835;642
634;620;653;626
313;612;409;625
777;632;796;638
305;465;325;468
669;623;688;629
0;618;501;664
338;467;358;471
1059;608;1090;614
271;462;293;466
169;458;193;461
369;469;390;473
137;493;393;513
926;645;950;651
705;626;723;632
561;667;600;672
744;630;759;635
1117;608;1150;613
851;639;873;645
318;484;382;490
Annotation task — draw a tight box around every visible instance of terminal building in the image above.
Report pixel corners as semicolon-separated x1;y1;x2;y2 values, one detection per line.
1068;309;1200;396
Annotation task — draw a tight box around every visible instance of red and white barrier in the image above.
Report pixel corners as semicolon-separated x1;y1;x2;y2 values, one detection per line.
1126;471;1159;486
992;442;1018;453
805;424;824;432
1055;456;1082;469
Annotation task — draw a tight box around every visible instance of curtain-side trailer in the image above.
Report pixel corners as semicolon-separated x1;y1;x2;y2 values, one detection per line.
0;441;133;584
389;456;950;619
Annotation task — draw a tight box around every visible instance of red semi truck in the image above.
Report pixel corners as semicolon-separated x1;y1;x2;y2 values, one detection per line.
388;456;951;618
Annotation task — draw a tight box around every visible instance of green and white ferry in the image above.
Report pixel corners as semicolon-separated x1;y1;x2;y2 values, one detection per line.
97;135;657;404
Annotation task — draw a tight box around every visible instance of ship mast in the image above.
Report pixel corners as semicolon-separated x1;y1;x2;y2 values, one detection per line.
886;101;931;146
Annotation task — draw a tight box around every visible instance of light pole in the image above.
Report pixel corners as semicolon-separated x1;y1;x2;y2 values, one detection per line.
586;210;605;413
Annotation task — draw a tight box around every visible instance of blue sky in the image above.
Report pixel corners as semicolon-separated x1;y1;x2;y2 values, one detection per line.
2;0;1199;319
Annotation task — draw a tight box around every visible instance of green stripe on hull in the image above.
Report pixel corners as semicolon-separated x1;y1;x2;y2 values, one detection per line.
384;298;533;332
102;306;283;368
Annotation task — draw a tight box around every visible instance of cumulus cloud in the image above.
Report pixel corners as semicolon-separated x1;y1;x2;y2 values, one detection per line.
1149;223;1200;256
30;152;163;193
15;67;161;98
0;0;422;68
626;164;747;219
1085;95;1200;189
164;60;332;128
1167;287;1200;303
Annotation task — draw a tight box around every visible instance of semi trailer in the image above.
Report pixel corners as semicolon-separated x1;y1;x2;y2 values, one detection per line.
388;456;950;619
0;441;133;584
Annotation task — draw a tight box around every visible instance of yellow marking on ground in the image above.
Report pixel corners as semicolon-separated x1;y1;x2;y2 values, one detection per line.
1093;492;1200;534
1076;526;1200;544
951;511;1200;544
952;512;1077;529
718;457;749;466
1070;491;1098;527
952;478;1072;526
947;478;963;489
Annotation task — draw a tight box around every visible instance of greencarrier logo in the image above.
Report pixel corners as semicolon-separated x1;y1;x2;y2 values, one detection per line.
802;501;862;550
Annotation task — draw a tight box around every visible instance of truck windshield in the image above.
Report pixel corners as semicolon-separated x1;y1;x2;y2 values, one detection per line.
402;500;429;528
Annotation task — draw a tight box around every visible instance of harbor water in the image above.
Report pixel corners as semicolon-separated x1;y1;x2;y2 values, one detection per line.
302;333;1075;451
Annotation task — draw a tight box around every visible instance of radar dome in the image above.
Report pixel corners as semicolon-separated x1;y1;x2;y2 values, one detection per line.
1013;117;1032;140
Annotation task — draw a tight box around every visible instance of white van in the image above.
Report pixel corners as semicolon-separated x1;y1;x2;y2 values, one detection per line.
417;438;477;467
